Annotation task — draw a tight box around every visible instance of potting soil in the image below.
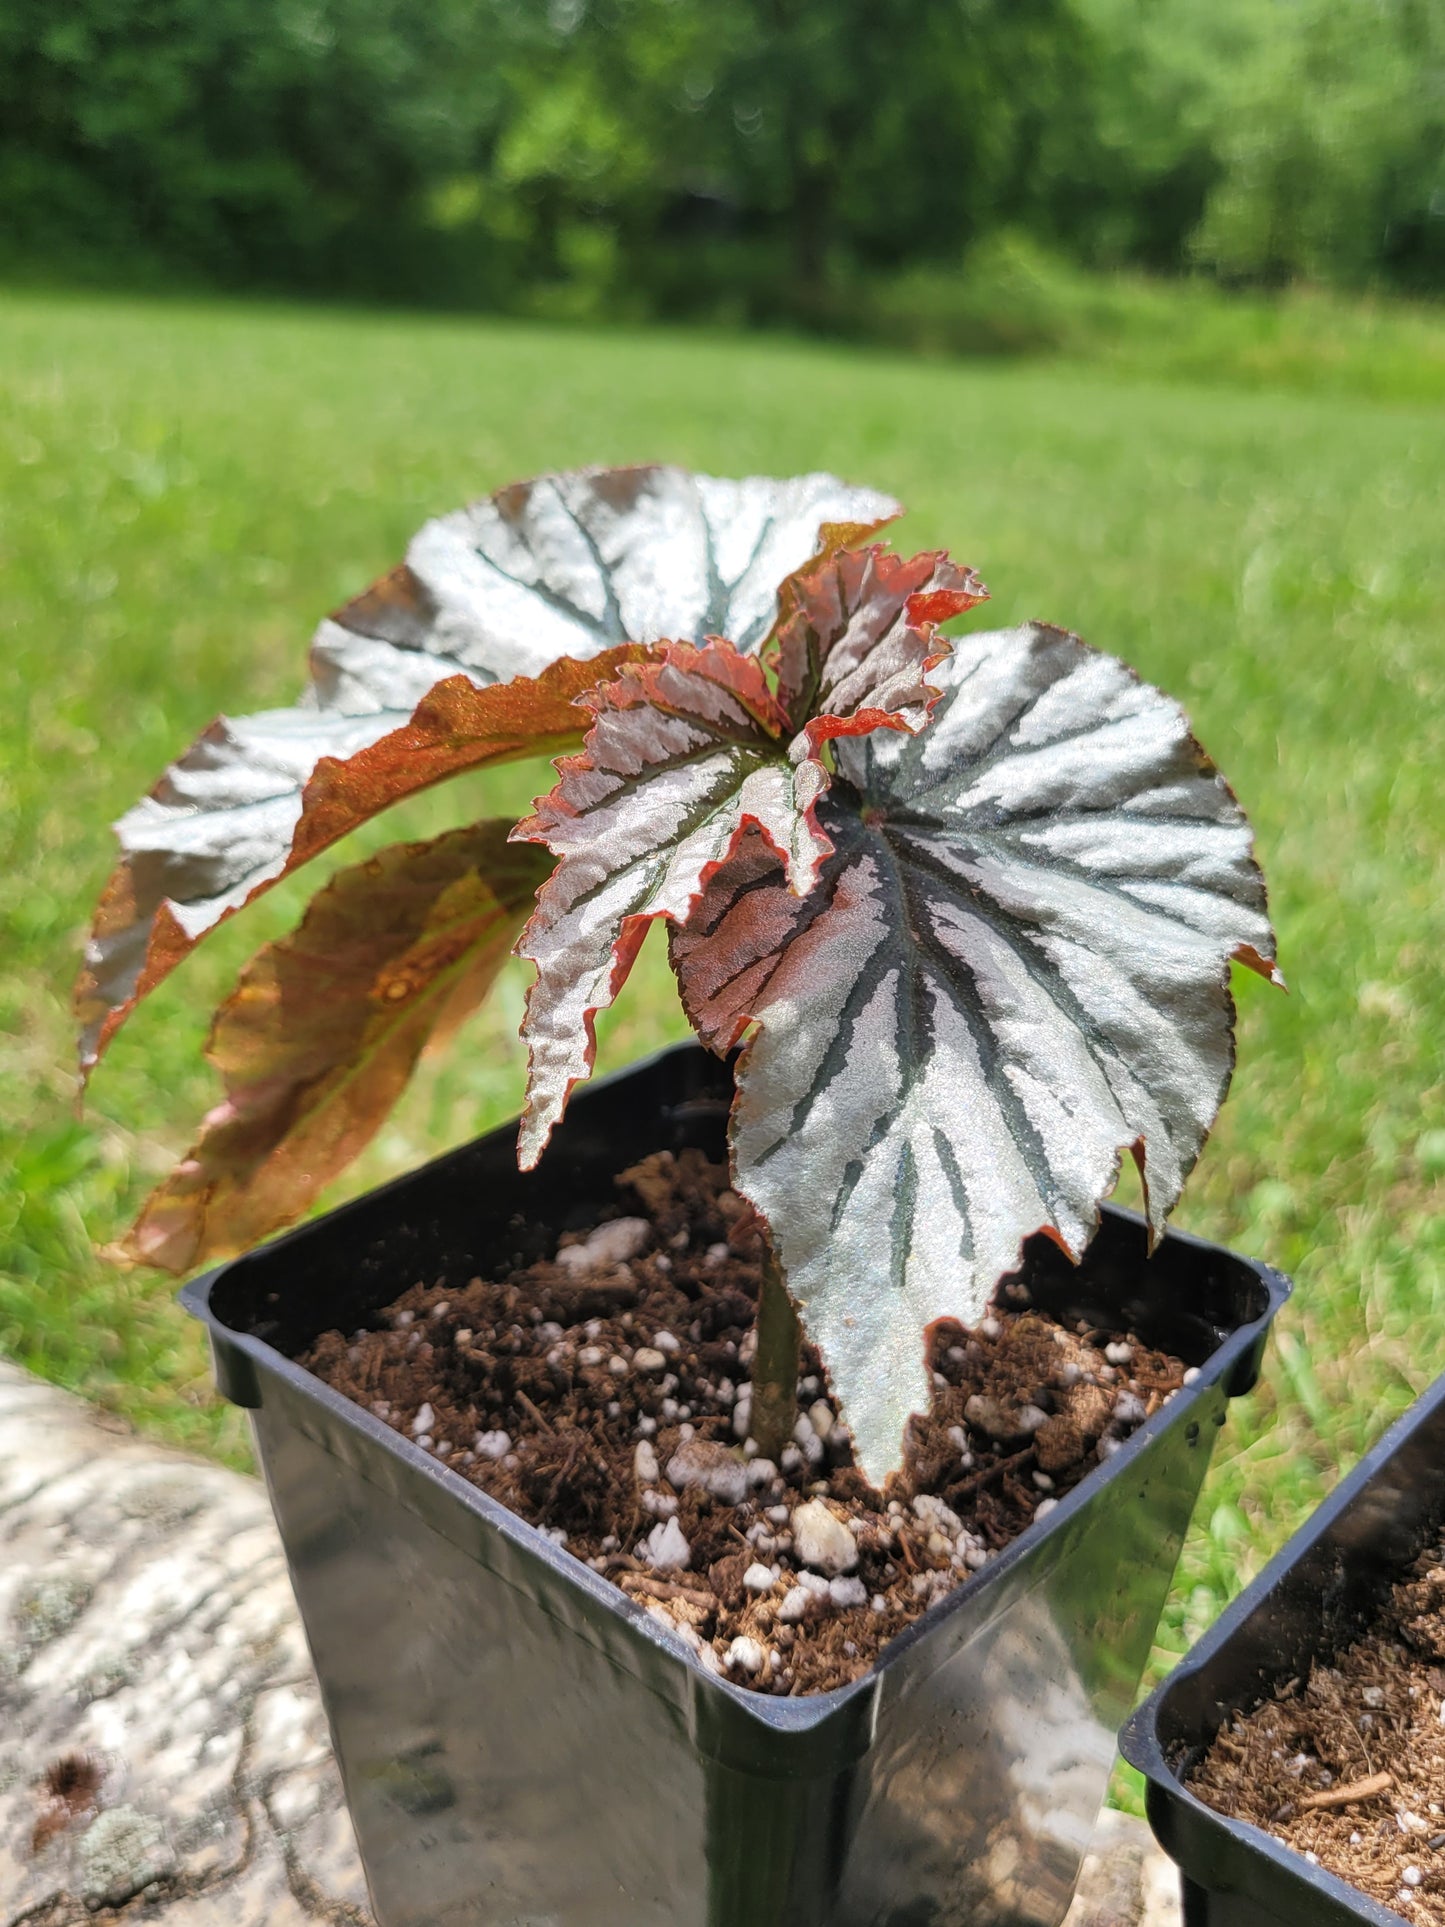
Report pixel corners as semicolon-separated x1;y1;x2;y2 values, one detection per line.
1190;1525;1445;1922
301;1146;1188;1695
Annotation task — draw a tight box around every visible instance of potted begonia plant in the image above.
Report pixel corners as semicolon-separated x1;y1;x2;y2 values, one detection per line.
81;465;1289;1927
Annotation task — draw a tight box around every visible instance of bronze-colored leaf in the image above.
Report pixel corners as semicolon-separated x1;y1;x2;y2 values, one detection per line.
77;464;898;1077
510;642;819;1171
766;543;986;745
75;648;644;1081
121;822;551;1273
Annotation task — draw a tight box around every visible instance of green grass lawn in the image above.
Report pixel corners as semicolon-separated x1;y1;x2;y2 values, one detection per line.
2;288;1442;1742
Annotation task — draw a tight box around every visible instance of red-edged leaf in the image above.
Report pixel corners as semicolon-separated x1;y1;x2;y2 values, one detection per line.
76;650;643;1079
671;624;1280;1484
767;544;987;747
511;642;825;1170
76;464;899;1078
121;823;551;1274
509;539;986;1169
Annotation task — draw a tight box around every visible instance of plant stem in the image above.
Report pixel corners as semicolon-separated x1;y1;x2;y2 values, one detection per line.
749;1241;801;1463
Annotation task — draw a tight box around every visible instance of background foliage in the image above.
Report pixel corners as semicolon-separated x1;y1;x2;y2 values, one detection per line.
3;0;1443;329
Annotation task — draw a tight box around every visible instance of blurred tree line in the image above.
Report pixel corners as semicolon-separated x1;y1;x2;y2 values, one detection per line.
1;0;1441;320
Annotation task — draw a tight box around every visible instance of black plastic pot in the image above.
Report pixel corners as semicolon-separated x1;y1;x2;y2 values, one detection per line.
1121;1370;1445;1927
184;1042;1288;1927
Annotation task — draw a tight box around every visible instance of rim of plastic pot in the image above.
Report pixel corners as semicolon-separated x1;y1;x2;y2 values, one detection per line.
1121;1367;1445;1927
184;1041;1291;1745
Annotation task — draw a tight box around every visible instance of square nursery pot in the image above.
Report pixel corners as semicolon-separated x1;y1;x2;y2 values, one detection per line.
184;1042;1288;1927
1121;1368;1445;1927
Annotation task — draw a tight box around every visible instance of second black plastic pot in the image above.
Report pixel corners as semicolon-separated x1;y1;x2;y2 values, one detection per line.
1122;1369;1445;1927
185;1042;1288;1927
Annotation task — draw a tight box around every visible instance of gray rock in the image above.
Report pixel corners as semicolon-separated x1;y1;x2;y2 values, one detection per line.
0;1356;372;1924
78;1806;175;1907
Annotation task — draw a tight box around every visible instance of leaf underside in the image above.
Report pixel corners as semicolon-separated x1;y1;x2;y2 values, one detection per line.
671;623;1278;1484
122;822;552;1274
77;464;899;1076
511;544;984;1170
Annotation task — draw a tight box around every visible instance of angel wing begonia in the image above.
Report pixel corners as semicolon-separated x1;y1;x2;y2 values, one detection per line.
76;465;899;1077
512;547;985;1167
670;623;1280;1485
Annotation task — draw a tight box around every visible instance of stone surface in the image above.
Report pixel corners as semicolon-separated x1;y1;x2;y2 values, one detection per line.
1064;1807;1184;1927
0;1355;1183;1927
0;1357;372;1924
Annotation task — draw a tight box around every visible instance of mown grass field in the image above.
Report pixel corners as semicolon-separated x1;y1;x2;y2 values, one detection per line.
2;289;1442;1754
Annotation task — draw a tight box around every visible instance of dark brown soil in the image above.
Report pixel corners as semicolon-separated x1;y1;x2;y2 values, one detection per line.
301;1146;1188;1695
1190;1526;1445;1921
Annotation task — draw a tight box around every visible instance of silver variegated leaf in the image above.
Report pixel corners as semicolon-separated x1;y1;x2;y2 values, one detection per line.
77;465;898;1073
512;642;827;1171
512;537;983;1170
671;623;1279;1485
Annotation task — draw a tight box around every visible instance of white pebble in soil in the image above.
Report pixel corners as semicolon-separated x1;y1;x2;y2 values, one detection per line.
742;1562;779;1593
633;1347;668;1374
808;1399;835;1442
1104;1341;1133;1365
474;1429;511;1460
555;1217;650;1273
792;1499;859;1576
667;1439;749;1506
410;1402;434;1437
913;1494;963;1536
634;1439;659;1483
963;1394;1047;1440
828;1575;868;1610
640;1516;691;1571
726;1636;766;1675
